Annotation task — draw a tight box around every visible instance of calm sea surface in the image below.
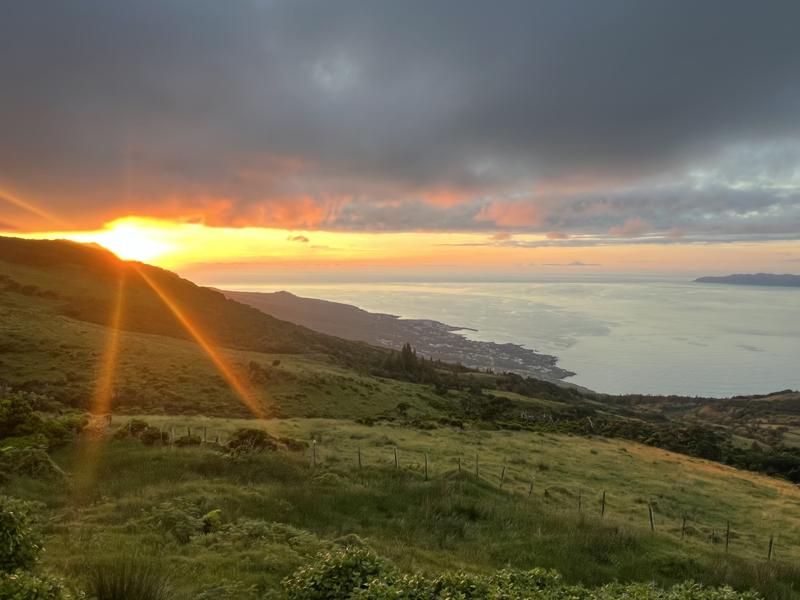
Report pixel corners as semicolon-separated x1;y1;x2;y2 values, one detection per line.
227;277;800;397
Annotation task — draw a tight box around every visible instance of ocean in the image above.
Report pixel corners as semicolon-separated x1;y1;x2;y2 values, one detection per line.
226;276;800;397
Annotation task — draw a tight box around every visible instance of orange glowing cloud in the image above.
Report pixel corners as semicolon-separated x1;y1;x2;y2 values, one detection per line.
475;201;545;227
610;217;650;237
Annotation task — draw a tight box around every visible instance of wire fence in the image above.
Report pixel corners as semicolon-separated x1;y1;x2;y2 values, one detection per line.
126;419;791;564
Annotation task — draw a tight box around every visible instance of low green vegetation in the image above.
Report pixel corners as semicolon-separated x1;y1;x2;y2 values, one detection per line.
284;546;759;599
0;418;798;598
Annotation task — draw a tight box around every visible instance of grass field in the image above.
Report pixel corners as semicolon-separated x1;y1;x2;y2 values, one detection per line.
0;289;452;420
4;417;799;599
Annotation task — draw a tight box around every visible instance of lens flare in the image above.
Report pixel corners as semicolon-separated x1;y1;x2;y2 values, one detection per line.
73;274;126;494
0;187;65;226
134;265;266;419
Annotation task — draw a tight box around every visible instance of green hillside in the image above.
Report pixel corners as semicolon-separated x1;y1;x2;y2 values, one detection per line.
1;236;800;598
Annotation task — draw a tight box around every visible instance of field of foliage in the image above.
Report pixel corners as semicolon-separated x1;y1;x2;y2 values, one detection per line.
2;401;799;598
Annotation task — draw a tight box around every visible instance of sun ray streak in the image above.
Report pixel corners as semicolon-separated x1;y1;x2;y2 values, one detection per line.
73;274;126;495
134;266;266;419
0;186;66;226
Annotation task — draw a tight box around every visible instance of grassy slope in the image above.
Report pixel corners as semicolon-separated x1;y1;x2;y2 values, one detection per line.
0;288;447;419
6;422;799;598
2;236;800;597
0;236;384;361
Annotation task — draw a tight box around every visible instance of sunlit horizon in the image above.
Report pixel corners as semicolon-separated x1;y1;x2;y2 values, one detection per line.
5;216;799;284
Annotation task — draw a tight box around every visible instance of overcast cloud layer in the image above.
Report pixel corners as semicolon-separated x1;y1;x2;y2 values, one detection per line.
1;0;800;241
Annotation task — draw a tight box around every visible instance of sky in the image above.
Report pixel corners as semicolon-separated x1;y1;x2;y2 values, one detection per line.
2;0;800;281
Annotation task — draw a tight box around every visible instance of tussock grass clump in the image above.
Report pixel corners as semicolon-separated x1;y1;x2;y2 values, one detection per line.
86;560;172;600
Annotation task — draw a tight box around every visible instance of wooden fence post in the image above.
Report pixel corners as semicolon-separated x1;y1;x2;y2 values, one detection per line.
170;426;175;446
601;491;606;517
424;453;429;481
499;465;506;489
681;516;687;539
578;489;582;513
648;503;655;533
475;453;479;478
394;447;399;469
528;479;534;498
187;426;191;438
357;446;362;470
312;440;317;468
457;456;462;474
768;535;774;561
202;427;207;444
725;521;730;553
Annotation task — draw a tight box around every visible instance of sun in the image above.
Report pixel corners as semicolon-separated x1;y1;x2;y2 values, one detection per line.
90;219;173;262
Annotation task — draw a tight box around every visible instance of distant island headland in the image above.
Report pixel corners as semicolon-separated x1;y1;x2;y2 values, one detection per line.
695;273;800;287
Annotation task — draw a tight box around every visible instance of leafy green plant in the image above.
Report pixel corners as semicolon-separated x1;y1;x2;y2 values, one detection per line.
85;560;171;600
0;571;74;600
0;447;64;480
141;498;205;544
283;546;395;600
286;548;762;600
0;496;41;573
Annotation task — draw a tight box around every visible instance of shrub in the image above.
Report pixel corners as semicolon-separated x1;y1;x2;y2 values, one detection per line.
0;571;73;600
86;560;171;600
0;394;42;439
173;433;202;447
283;546;395;600
138;426;165;446
285;549;763;600
0;496;41;573
354;568;563;599
227;428;278;456
0;447;64;480
279;436;310;451
141;498;205;544
0;392;85;449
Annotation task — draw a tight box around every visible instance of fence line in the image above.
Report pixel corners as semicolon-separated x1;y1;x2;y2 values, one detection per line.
121;421;784;563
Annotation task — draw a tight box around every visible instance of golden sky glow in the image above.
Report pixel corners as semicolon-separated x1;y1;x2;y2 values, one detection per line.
12;216;800;281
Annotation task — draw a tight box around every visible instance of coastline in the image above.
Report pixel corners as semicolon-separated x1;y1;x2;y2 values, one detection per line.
224;289;574;381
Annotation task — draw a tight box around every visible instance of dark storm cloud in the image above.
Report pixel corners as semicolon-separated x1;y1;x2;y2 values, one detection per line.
1;0;800;238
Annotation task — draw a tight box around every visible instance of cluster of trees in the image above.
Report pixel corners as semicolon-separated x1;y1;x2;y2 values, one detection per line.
0;389;84;450
378;343;444;386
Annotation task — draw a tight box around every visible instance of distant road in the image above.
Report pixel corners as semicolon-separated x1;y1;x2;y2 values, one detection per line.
695;273;800;287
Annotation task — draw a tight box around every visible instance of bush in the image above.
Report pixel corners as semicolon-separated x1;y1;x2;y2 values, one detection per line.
0;392;85;450
283;546;395;600
173;433;202;447
141;498;205;544
0;447;64;480
353;568;563;599
86;560;171;600
227;428;278;456
0;496;41;573
138;426;165;446
0;394;42;439
279;436;310;451
0;571;74;600
285;549;762;600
